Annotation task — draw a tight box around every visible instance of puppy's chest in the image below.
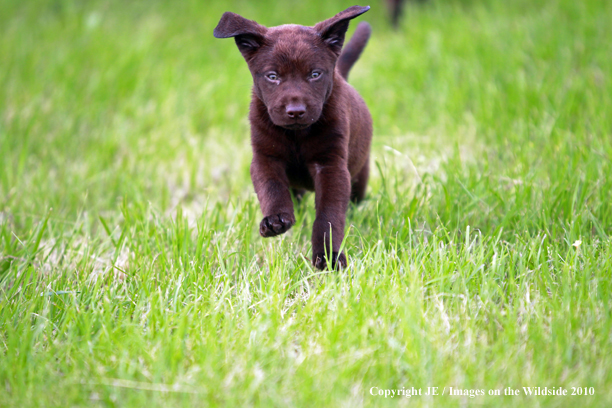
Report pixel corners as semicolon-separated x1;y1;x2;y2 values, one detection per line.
285;143;314;190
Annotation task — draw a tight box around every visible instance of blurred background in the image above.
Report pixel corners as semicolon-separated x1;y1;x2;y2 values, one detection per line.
1;0;611;236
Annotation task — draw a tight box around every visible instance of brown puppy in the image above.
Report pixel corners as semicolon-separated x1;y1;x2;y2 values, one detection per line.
214;6;373;269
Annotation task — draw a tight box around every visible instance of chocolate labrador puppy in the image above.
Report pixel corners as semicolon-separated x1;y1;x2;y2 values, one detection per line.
214;6;373;269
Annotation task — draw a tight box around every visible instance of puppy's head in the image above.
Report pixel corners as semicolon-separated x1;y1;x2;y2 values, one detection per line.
214;6;369;130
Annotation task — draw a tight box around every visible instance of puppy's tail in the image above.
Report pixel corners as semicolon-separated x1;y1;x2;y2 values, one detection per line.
337;21;371;81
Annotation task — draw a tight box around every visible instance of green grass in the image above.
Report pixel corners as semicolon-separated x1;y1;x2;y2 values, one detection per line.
1;0;612;406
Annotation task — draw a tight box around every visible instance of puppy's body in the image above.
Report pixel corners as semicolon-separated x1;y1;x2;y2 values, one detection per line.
250;69;372;199
215;6;372;269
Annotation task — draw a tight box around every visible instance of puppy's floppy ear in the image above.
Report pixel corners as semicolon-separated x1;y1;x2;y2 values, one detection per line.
214;12;267;60
314;5;370;56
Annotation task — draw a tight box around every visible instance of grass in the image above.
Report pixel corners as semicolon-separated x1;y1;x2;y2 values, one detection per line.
1;0;611;406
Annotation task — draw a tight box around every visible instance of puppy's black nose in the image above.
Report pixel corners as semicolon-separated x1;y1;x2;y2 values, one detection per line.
286;104;306;119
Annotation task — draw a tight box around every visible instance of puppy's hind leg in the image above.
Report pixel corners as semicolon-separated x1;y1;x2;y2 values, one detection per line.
350;158;369;203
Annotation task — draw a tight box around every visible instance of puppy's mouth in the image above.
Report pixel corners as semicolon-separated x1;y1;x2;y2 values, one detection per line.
282;123;311;130
268;107;320;130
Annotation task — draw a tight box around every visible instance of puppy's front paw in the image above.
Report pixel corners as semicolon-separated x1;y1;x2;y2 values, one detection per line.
259;213;295;237
313;252;347;270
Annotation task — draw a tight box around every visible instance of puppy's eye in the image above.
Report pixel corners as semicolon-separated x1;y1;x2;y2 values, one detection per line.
310;71;322;79
266;73;279;81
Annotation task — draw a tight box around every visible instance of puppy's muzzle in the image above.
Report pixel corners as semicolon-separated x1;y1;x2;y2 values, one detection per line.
286;103;306;119
276;103;311;129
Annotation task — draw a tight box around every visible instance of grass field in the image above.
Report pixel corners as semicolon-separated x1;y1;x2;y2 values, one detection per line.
1;0;611;406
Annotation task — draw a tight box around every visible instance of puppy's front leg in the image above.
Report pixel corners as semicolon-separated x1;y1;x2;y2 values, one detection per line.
310;163;351;269
251;153;295;237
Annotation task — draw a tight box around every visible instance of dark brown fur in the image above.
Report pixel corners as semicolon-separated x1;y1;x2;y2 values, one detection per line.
214;6;373;269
